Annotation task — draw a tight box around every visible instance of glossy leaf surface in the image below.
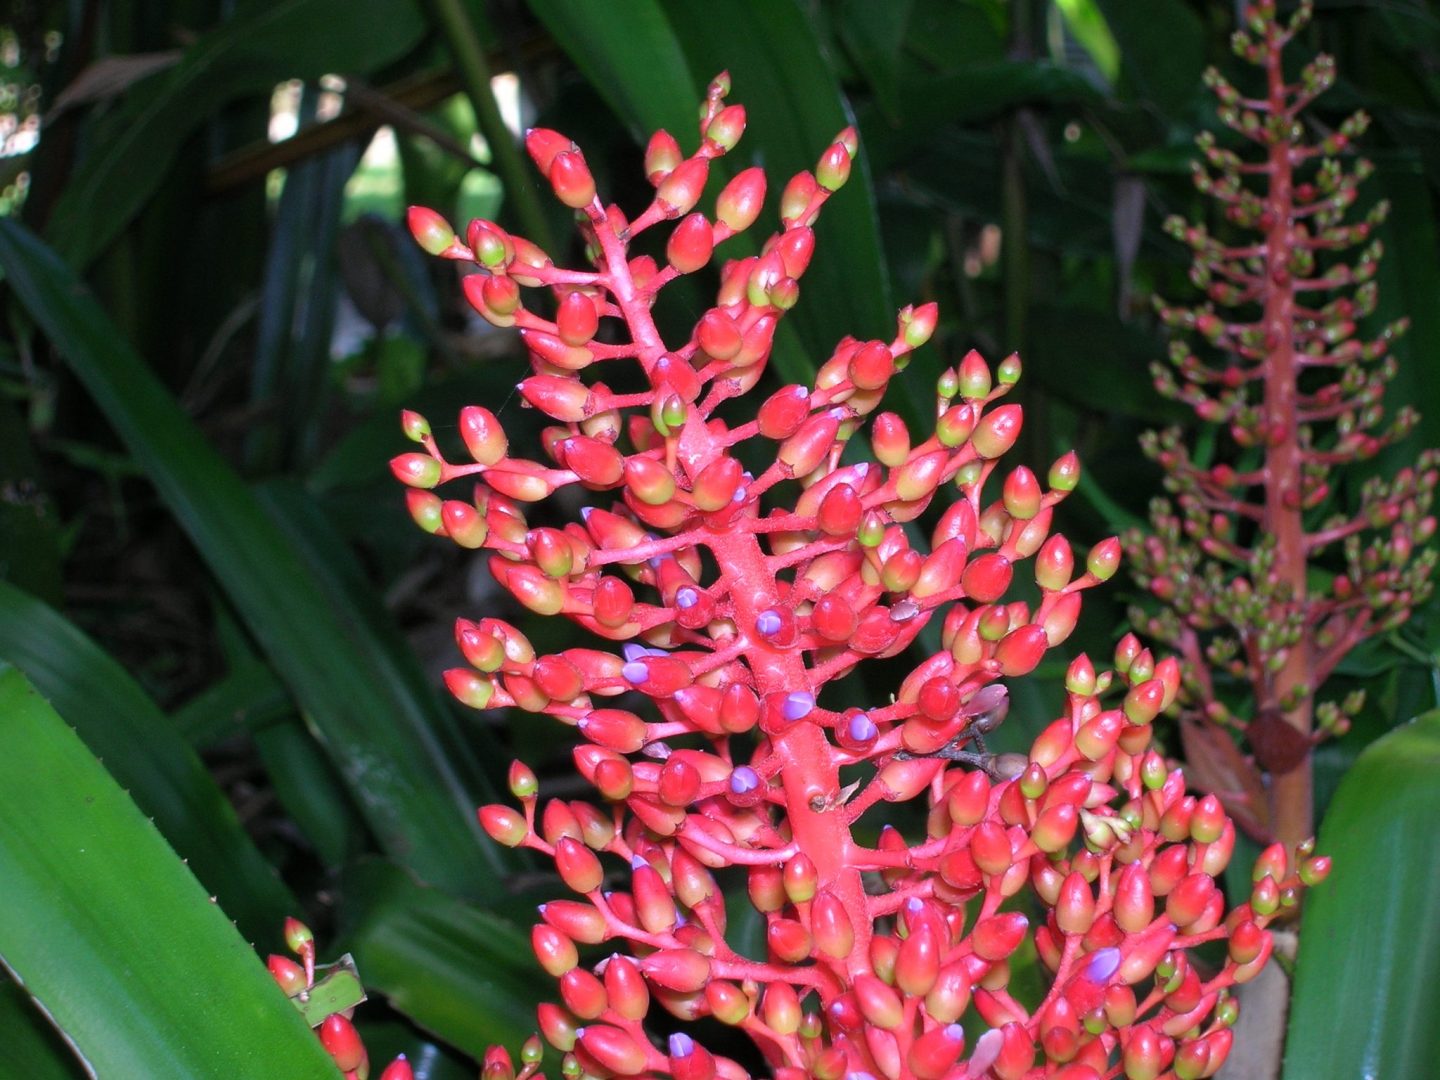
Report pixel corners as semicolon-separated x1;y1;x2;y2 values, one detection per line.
0;667;336;1078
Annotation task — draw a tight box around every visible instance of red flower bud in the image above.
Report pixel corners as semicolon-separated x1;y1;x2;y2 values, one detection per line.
716;167;766;232
779;412;839;476
854;973;903;1029
973;911;1028;961
973;404;1023;459
962;553;1013;603
577;1024;648;1076
645;130;682;182
525;127;572;174
642;948;710;992
560;968;608;1020
548;150;597;208
780;170;819;226
761;982;801;1035
668;213;715;274
519;374;593;422
320;1014;367;1073
996;624;1049;676
849;340;895;390
266;954;305;996
407;206;455;256
1003;466;1042;519
658;158;710;216
706;104;746;150
767;917;812;963
1087;536;1122;581
815;142;851;192
391;452;441;489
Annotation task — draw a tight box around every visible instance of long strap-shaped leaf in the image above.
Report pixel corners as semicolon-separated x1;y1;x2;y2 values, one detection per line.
338;859;547;1058
0;667;338;1078
0;580;295;938
1283;710;1440;1076
0;219;500;898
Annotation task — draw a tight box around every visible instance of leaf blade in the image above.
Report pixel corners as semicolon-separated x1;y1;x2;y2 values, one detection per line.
0;218;503;898
1283;710;1440;1077
340;860;548;1057
0;581;295;938
0;667;337;1078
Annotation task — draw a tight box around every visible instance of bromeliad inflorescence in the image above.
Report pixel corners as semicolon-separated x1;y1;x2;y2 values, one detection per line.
1125;0;1438;849
385;71;1319;1080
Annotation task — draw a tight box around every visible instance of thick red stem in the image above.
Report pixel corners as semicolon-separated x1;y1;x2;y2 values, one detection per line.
1260;40;1314;851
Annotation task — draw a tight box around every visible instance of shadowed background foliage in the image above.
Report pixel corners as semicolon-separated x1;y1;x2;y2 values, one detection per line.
0;1;1437;1076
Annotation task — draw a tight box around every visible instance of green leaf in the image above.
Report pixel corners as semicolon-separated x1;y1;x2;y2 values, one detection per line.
297;956;368;1026
834;0;914;121
171;656;290;750
1055;0;1120;84
1283;710;1440;1078
340;859;547;1057
0;667;338;1078
0;980;84;1080
0;399;63;603
1096;0;1205;116
46;0;428;267
0;580;294;938
0;218;503;898
525;0;697;141
867;63;1102;172
1375;162;1440;452
246;125;356;473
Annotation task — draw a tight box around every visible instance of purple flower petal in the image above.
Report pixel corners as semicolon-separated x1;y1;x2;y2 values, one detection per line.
783;691;814;720
668;1033;694;1059
755;609;783;637
847;713;878;742
729;766;759;795
1084;946;1122;983
622;660;649;684
676;587;699;609
967;1029;1003;1075
622;643;647;662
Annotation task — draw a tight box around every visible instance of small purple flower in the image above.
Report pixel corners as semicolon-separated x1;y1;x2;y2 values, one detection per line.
668;1033;695;1059
755;609;783;637
847;713;878;742
729;766;760;795
967;1029;1003;1075
1084;946;1122;983
622;643;648;662
622;660;649;685
782;691;814;720
676;586;699;609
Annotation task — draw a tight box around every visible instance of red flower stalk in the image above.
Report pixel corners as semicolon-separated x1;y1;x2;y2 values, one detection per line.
393;72;1316;1078
1124;0;1438;849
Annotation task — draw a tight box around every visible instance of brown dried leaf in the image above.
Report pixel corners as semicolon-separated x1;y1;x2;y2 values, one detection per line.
46;52;183;122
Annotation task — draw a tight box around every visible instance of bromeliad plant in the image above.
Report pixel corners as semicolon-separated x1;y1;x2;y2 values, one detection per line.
388;73;1321;1079
1125;0;1438;849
